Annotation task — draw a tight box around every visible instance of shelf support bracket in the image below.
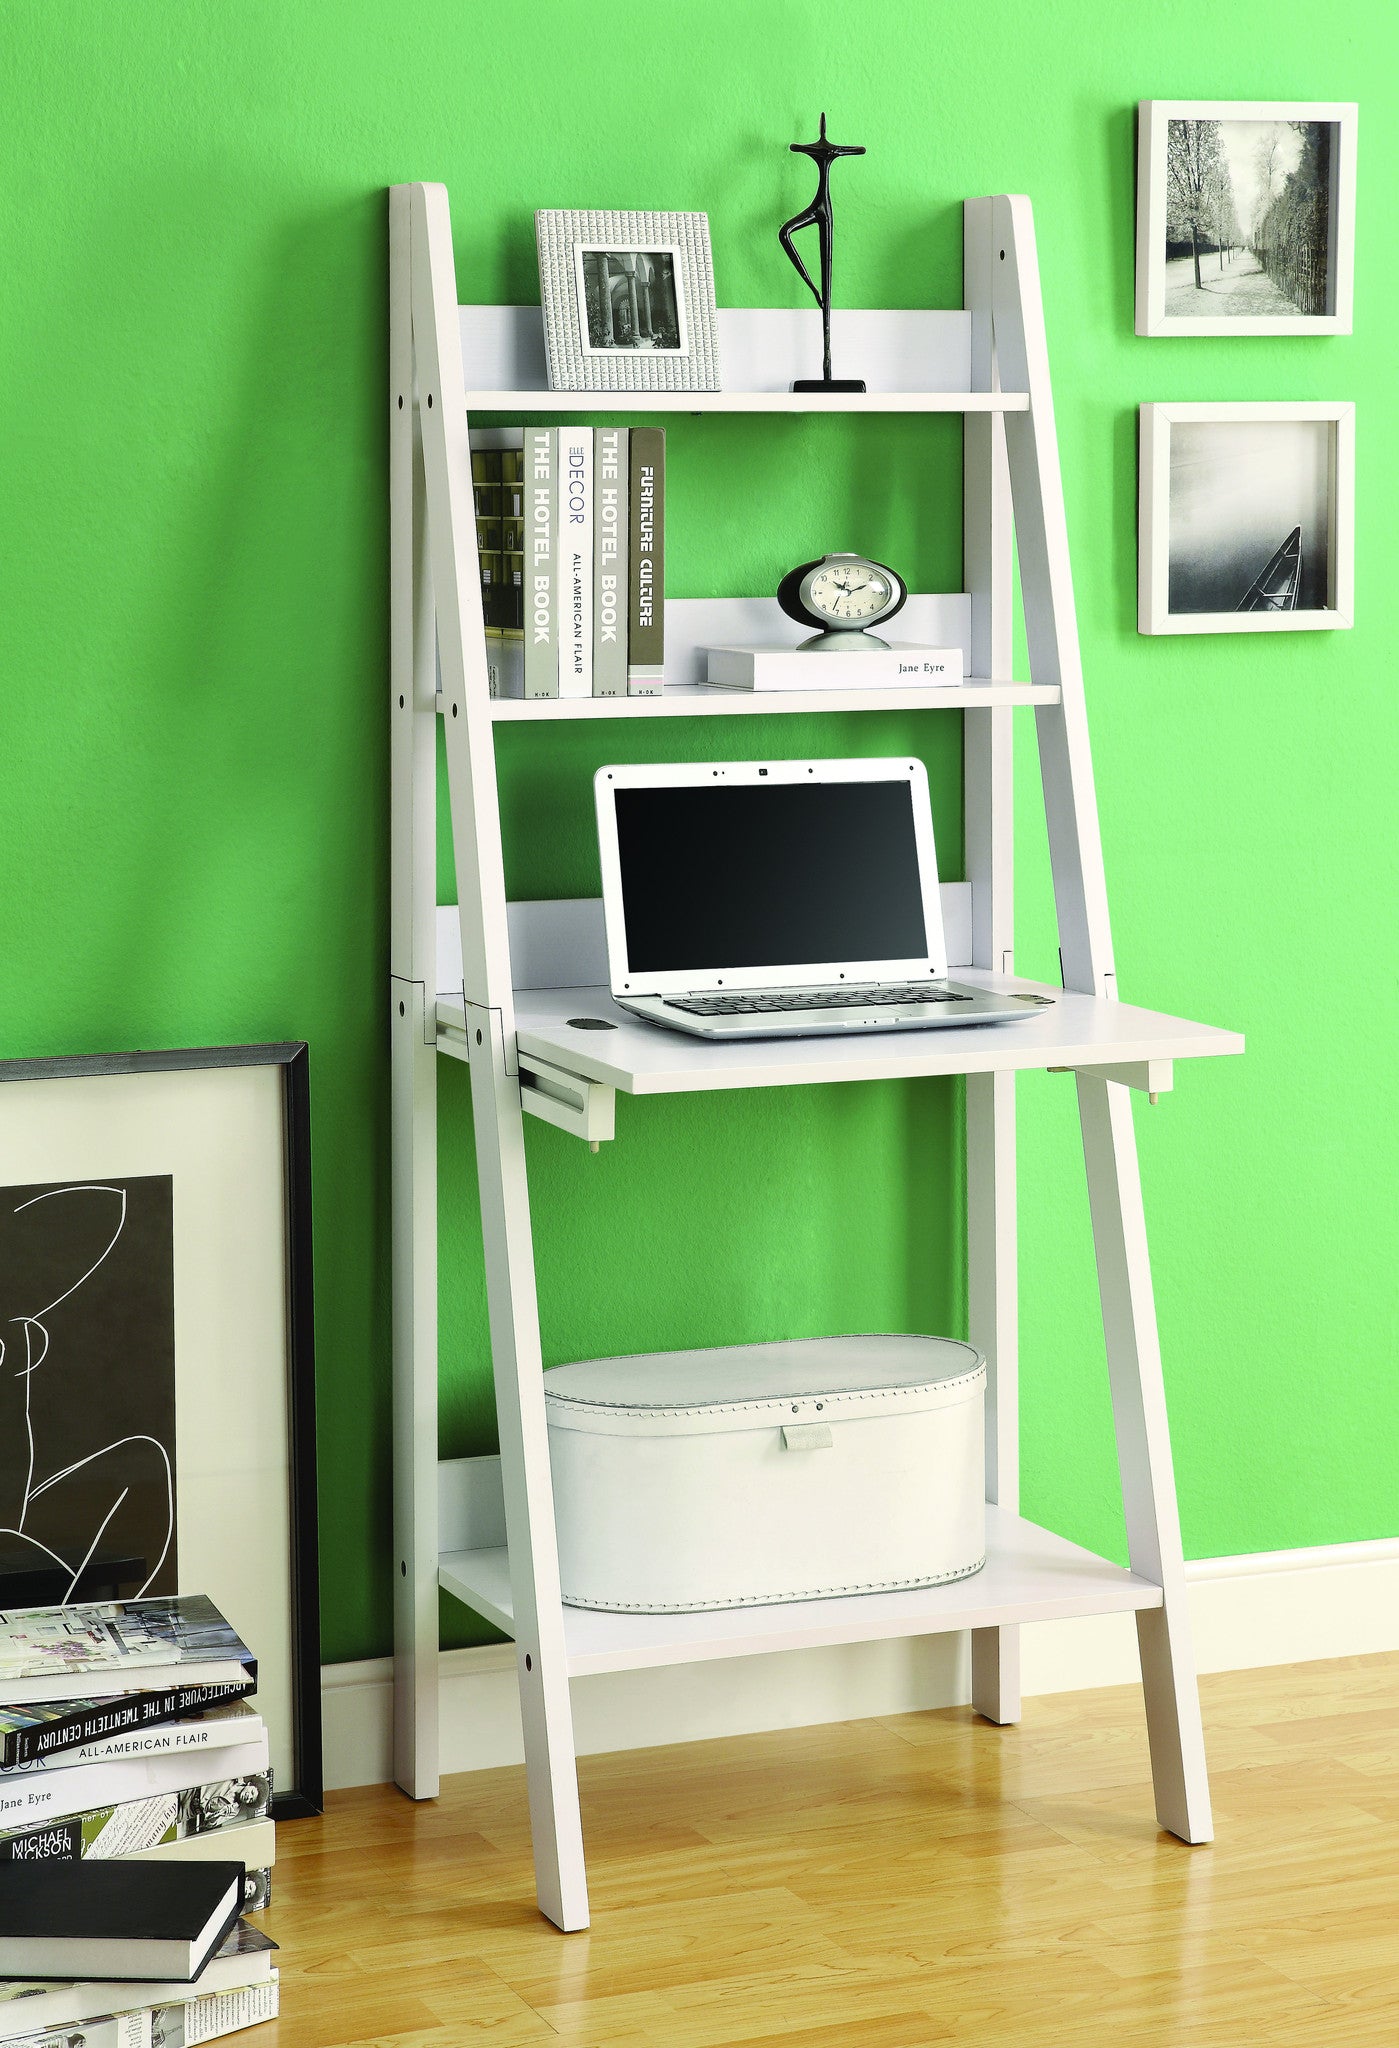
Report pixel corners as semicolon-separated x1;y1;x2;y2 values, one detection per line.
519;1054;616;1148
1051;1060;1173;1099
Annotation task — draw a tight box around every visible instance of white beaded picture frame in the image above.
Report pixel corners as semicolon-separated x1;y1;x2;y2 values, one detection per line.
536;209;722;391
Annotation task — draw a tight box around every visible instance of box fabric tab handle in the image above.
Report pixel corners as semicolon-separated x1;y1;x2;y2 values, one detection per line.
781;1422;834;1451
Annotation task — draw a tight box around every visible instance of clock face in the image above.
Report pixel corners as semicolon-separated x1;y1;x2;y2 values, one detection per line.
807;560;894;624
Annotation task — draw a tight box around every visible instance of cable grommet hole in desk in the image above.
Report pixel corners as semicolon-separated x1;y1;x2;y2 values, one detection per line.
568;1017;617;1031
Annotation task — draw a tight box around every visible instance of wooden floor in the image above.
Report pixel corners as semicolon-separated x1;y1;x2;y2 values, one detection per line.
262;1653;1399;2047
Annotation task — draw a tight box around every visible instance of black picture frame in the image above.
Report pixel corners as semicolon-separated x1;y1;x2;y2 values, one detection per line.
0;1043;322;1818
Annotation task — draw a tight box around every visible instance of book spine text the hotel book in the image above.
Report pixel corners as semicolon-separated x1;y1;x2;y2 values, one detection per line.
523;427;558;698
593;427;629;697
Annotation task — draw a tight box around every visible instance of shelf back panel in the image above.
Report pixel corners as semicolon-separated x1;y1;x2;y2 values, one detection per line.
435;888;974;997
459;306;974;398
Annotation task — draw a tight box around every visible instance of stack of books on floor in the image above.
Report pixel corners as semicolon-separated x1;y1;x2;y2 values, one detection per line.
0;1594;278;2046
471;426;665;698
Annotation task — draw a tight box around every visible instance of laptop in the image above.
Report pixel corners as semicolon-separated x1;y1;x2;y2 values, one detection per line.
594;757;1054;1040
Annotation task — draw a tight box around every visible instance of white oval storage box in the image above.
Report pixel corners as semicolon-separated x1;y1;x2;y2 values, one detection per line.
544;1334;985;1612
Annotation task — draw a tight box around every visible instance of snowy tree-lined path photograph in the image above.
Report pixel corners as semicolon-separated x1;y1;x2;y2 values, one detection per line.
1162;115;1334;320
1163;247;1299;318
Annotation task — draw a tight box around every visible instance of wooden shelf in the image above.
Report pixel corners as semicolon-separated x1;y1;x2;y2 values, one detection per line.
482;681;1060;720
464;389;1028;415
457;303;1024;414
434;976;1244;1096
438;1506;1163;1676
446;597;987;714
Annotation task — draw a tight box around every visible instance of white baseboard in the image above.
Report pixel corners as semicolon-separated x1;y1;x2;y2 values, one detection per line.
322;1538;1399;1791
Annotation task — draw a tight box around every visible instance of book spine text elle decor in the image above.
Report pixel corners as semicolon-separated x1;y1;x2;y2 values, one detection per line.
559;427;593;698
628;427;665;693
524;427;558;698
593;428;629;697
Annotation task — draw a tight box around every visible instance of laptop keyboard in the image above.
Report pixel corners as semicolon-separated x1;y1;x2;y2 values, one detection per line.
664;985;973;1017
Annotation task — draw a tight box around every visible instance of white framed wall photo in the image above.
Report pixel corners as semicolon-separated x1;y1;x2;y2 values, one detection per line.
536;208;721;391
1138;402;1354;635
1136;101;1356;335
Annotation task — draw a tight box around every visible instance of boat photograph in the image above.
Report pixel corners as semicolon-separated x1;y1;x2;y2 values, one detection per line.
1165;415;1331;615
1238;525;1303;610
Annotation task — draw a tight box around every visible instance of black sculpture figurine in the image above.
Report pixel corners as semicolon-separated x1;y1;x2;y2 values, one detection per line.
779;111;866;393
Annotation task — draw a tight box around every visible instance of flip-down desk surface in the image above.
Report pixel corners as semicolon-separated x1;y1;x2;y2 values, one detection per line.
436;973;1244;1096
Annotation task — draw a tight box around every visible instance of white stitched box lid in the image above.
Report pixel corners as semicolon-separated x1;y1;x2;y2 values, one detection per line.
544;1334;983;1438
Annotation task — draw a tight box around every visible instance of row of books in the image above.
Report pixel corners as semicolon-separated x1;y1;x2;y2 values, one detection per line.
0;1595;278;2046
472;426;665;698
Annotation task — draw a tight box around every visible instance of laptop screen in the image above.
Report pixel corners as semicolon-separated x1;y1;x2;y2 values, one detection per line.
614;778;929;974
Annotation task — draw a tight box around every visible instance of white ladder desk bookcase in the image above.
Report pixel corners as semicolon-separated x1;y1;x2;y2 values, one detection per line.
389;181;1244;1932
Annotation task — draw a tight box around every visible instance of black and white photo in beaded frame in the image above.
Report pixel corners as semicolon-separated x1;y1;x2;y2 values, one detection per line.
537;208;721;391
577;247;687;356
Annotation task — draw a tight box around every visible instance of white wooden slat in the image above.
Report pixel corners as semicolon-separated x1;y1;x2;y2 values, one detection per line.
389;185;441;1800
963;196;1021;1726
966;1072;1019;1722
411;185;591;1933
466;392;1027;416
462;1000;592;1926
1076;1075;1213;1843
438;1505;1163;1678
962;200;1016;978
992;191;1211;1842
990;195;1115;997
411;191;516;1030
486;682;1058;721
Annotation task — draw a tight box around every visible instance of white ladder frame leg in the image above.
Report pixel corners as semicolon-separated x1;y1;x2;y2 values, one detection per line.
990;193;1212;1841
1076;1076;1213;1841
963;197;1020;1726
398;182;590;1929
390;183;441;1801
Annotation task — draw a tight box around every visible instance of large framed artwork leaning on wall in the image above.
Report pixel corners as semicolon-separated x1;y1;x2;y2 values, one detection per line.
1138;401;1355;634
1135;100;1357;336
0;1042;322;1814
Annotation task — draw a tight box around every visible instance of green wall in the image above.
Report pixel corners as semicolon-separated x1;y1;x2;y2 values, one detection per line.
2;3;1392;1666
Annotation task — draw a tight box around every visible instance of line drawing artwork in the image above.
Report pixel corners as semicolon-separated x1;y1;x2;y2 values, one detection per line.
0;1178;177;1606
